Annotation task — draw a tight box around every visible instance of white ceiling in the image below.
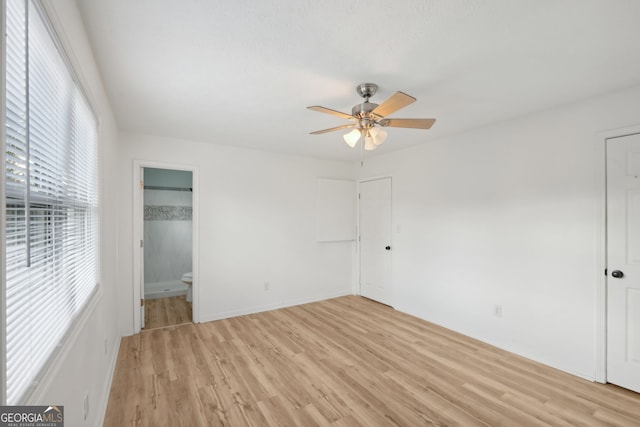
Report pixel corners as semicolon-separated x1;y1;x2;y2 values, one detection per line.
77;0;640;161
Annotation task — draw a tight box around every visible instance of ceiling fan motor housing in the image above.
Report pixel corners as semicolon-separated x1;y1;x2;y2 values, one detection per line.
352;102;379;120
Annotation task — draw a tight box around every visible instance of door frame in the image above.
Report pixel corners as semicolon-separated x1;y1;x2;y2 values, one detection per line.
357;175;394;306
132;160;200;333
596;124;640;383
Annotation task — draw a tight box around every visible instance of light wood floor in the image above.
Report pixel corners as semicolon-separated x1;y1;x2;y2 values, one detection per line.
105;296;640;426
144;295;192;330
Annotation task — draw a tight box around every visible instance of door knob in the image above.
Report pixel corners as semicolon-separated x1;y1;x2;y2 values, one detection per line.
385;246;391;251
611;270;624;278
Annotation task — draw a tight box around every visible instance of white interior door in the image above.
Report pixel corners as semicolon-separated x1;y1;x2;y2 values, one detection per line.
607;133;640;393
359;177;393;306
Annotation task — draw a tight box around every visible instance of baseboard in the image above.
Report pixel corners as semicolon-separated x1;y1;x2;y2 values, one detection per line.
94;336;121;427
394;304;595;383
199;290;353;323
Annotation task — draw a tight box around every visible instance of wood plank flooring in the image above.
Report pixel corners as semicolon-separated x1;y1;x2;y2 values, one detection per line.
105;296;640;426
144;295;192;330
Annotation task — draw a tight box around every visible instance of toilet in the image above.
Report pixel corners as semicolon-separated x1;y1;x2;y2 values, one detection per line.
181;272;193;302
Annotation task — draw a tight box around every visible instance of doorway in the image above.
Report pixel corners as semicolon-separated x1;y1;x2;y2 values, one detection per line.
359;177;393;306
141;167;193;329
606;132;640;392
132;161;199;333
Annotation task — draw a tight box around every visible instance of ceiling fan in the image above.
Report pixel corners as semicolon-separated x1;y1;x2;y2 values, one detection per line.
308;83;436;151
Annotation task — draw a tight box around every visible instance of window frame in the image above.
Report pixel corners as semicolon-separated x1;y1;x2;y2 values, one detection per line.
3;0;101;405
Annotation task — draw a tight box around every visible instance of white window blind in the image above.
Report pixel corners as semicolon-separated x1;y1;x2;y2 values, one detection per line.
4;0;98;404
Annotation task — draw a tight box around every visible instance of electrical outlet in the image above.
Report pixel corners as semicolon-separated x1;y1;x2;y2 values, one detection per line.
264;282;270;291
493;305;502;318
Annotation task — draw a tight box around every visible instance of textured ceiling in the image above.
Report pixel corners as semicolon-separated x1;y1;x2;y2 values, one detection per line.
77;0;640;160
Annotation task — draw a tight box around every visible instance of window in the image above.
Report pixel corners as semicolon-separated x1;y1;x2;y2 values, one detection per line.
4;0;98;404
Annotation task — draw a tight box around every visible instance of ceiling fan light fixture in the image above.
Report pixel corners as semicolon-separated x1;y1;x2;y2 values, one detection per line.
343;128;361;147
364;136;377;151
369;126;387;146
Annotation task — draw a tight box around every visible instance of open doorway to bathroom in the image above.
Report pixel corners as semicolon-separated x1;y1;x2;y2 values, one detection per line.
142;167;193;329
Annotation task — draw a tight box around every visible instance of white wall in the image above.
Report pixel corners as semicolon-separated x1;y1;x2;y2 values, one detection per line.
20;1;121;426
117;133;355;334
357;85;640;380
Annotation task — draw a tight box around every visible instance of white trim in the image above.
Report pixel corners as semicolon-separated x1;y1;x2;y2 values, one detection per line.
132;160;200;333
595;124;640;384
199;290;352;323
395;305;595;381
132;164;142;331
598;124;640;142
94;334;121;427
357;175;394;307
594;132;608;384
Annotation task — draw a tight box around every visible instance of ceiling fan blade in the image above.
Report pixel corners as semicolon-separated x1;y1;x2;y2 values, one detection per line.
371;91;416;117
378;118;436;129
310;124;358;135
307;106;354;120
